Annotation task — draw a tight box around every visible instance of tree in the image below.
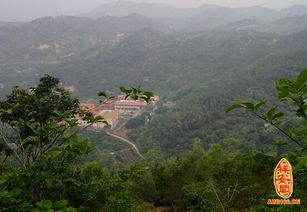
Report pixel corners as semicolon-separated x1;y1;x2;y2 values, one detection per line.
0;75;144;211
226;69;307;211
226;69;307;151
0;75;102;166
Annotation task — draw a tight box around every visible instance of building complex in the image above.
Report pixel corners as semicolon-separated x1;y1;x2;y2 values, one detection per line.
78;94;159;129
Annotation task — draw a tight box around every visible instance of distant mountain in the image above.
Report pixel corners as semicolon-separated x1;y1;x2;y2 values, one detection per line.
85;2;307;33
0;16;116;64
2;28;305;98
174;6;278;31
221;19;260;30
1;17;307;155
280;5;307;16
0;15;168;64
85;1;225;20
173;5;307;32
0;0;113;22
97;14;169;32
86;2;307;21
256;14;307;35
2;2;307;66
86;1;191;19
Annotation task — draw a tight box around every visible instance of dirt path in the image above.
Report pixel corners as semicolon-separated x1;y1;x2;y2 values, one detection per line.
106;132;144;158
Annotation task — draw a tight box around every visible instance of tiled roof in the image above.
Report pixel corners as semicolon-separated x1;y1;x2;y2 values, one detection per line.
115;101;147;107
80;103;96;109
102;99;114;104
117;94;159;100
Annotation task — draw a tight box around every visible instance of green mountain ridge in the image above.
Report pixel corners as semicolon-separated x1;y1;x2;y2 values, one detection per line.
1;5;307;211
1;7;307;159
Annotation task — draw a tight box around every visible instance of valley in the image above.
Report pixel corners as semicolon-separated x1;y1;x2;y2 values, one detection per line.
0;2;306;211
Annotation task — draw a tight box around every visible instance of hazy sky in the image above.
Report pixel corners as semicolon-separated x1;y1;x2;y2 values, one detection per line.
0;0;307;22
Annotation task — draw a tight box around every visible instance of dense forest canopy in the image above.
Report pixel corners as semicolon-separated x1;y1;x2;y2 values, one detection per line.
0;2;307;211
0;70;306;211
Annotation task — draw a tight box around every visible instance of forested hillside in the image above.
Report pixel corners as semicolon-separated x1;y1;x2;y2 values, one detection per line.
0;2;307;211
1;25;307;157
0;71;306;211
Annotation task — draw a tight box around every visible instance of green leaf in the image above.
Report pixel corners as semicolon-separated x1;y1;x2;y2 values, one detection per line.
54;200;69;209
119;86;126;92
0;190;9;198
65;119;78;127
242;102;255;111
131;95;138;100
143;91;154;97
8;188;22;196
225;104;244;114
295;69;307;89
0;108;13;115
22;136;40;144
272;112;285;120
255;101;266;110
274;120;283;126
97;91;108;98
125;89;132;94
0;178;7;185
278;92;289;100
36;200;53;209
266;106;278;120
276;79;295;92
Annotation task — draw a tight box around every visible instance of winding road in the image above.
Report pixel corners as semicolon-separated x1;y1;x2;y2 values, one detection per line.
106;132;144;158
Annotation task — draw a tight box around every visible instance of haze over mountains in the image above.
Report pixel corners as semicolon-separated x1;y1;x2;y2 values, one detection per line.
85;1;307;19
1;0;307;21
1;2;307;66
1;1;307;156
1;2;307;211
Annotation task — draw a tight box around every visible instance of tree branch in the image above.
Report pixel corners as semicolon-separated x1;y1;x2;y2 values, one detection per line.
209;181;225;212
251;111;306;150
0;124;25;167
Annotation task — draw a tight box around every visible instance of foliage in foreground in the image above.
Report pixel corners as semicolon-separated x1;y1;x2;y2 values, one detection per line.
126;142;306;211
0;76;141;211
0;70;306;211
